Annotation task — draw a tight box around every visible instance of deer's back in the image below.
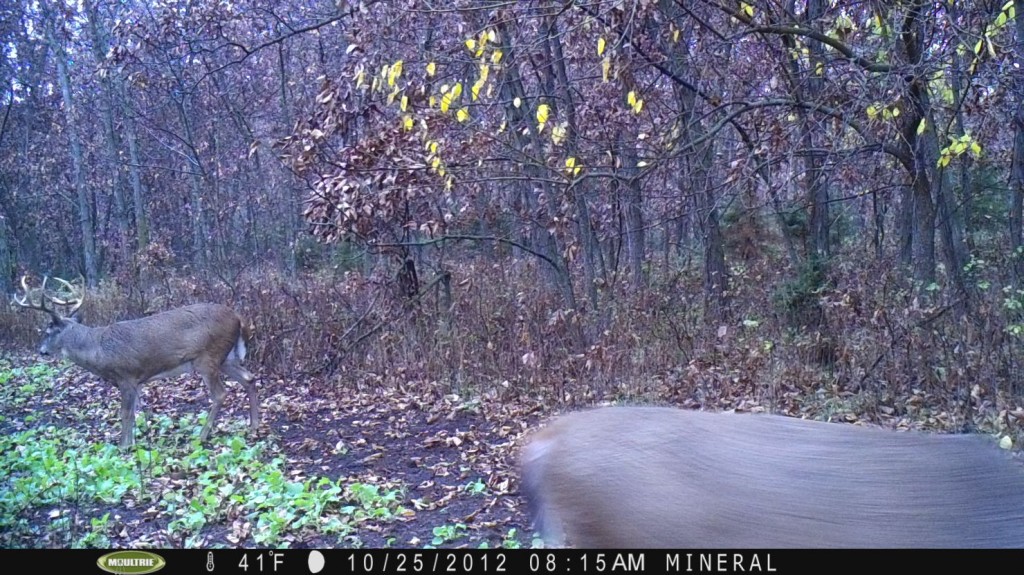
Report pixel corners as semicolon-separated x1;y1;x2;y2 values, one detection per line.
88;304;244;376
522;407;1024;548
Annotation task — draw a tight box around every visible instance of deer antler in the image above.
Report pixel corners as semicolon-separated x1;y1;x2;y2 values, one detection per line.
13;276;51;312
46;276;84;316
13;275;82;319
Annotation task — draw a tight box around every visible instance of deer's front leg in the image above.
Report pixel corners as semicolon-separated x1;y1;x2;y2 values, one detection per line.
117;381;140;448
200;373;227;442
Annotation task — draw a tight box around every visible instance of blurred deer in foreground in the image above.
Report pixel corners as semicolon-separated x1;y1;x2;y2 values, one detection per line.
14;276;259;448
521;407;1024;548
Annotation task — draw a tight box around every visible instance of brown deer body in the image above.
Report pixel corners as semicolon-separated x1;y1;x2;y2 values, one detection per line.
16;277;258;448
521;407;1024;548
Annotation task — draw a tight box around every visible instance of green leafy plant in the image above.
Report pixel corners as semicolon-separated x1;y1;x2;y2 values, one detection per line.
75;513;112;548
463;479;487;496
162;441;406;547
0;428;140;546
431;523;467;546
0;361;408;548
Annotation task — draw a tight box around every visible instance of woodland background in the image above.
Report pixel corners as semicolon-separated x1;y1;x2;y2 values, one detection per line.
2;0;1024;548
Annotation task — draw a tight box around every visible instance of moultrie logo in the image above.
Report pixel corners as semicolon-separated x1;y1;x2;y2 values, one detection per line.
96;551;167;575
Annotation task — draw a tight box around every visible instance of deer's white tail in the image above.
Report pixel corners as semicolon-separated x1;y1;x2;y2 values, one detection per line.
233;333;248;361
521;407;1024;548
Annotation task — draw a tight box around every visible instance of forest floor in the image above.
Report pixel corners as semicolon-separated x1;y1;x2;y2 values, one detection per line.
5;347;1023;550
0;351;548;549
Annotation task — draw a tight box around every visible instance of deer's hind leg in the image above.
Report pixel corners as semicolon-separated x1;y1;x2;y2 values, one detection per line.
222;360;258;435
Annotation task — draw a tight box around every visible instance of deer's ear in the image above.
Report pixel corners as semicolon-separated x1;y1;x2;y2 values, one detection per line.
67;311;81;323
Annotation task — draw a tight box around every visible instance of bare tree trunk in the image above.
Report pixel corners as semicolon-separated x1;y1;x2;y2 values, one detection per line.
540;9;602;312
659;0;729;319
0;87;13;291
702;191;728;319
619;137;646;289
495;14;578;317
804;0;830;263
0;182;12;292
901;2;939;290
176;99;208;267
949;42;975;255
935;172;969;298
46;12;98;286
85;0;130;268
124;115;149;251
872;191;885;260
899;184;914;267
278;43;298;277
1010;2;1024;279
911;178;937;288
688;111;729;320
930;48;970;304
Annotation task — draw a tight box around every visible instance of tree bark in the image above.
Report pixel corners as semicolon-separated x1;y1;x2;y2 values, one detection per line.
804;0;830;263
901;1;938;289
124;115;149;251
278;42;299;277
541;9;602;310
1011;1;1024;279
46;12;98;285
495;12;579;318
658;0;729;319
176;98;209;268
85;0;130;267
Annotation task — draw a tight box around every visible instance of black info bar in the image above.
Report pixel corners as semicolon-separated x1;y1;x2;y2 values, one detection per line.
1;549;1018;575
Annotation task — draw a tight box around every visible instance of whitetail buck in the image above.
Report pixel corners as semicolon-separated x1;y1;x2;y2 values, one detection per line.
14;276;259;448
521;407;1024;548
